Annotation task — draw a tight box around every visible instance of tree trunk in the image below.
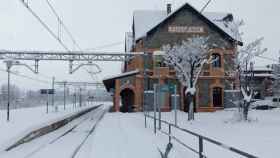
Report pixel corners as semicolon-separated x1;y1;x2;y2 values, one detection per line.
186;93;195;121
243;101;250;121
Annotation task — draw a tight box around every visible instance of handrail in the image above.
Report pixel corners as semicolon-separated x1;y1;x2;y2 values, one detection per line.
144;114;258;158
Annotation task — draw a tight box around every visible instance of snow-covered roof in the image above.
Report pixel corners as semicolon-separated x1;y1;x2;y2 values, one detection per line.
103;69;140;81
203;12;242;42
103;70;140;91
243;73;275;78
133;3;241;43
253;66;273;72
125;32;133;52
253;74;274;77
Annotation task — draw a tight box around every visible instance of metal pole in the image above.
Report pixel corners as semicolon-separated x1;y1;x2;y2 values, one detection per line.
158;93;161;130
153;84;157;134
168;124;171;144
63;82;66;110
46;93;49;114
174;85;178;126
7;66;11;121
73;93;75;109
74;93;77;108
143;52;148;127
79;87;82;107
199;136;204;158
157;67;161;130
145;114;147;128
52;77;57;112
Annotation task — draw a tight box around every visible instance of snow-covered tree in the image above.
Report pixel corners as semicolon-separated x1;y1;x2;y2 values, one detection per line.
227;20;267;121
162;37;212;121
234;37;267;121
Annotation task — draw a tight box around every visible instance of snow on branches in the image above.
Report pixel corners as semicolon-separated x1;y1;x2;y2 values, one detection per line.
228;20;268;121
236;37;267;71
162;37;209;90
162;36;212;121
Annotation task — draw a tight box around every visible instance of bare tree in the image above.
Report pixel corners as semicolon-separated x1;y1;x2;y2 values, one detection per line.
225;19;267;120
233;37;267;121
1;84;22;108
162;37;212;121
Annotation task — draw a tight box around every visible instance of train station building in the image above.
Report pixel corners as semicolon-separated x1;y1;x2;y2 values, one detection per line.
103;2;242;112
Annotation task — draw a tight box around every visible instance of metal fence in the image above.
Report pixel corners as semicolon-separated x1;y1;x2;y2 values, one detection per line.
144;114;258;158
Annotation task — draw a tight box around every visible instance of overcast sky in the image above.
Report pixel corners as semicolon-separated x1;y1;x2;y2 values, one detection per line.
0;0;278;90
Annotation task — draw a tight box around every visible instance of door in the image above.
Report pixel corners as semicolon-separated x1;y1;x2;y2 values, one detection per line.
213;87;223;107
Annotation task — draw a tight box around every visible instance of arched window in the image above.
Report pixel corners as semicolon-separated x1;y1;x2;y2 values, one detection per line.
212;53;221;68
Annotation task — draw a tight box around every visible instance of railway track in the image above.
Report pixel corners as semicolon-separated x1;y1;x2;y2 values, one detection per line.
0;105;107;158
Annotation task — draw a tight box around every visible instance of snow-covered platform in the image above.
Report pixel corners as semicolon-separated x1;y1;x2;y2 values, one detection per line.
90;112;172;158
91;108;280;158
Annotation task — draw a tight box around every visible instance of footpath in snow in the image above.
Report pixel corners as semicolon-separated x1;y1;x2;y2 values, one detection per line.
90;108;280;158
0;102;106;150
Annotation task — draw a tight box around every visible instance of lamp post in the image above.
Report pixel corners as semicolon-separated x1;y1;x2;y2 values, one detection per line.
6;61;12;121
154;51;165;130
4;60;38;121
79;87;82;107
52;77;57;112
63;81;67;110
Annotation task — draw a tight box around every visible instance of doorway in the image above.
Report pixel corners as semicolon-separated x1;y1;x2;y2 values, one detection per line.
120;88;135;112
213;87;223;107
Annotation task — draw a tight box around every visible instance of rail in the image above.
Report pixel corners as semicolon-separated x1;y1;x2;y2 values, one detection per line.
144;114;258;158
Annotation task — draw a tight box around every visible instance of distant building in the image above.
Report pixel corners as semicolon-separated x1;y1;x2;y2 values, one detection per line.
272;64;280;97
246;66;274;99
103;2;242;112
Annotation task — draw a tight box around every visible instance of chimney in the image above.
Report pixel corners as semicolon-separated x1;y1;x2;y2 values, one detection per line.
167;3;172;14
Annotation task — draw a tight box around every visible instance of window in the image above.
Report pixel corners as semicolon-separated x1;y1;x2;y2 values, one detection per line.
153;55;166;68
272;98;278;102
212;53;221;68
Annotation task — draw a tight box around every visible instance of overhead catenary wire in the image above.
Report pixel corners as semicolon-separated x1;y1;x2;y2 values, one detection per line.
46;0;101;80
0;68;50;84
19;0;71;51
44;0;103;81
19;0;102;81
84;41;123;51
200;0;212;13
45;0;83;51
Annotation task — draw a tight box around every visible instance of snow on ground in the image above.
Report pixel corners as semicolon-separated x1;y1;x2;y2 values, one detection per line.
0;105;108;158
0;102;109;150
0;101;278;157
90;112;189;158
91;107;280;158
159;109;280;158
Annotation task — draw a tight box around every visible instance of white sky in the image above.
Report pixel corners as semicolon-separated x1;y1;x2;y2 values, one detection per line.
0;0;278;90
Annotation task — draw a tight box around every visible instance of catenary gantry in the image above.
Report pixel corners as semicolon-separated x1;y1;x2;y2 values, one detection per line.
0;50;143;61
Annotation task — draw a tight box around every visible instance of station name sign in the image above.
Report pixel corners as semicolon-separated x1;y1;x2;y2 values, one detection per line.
40;89;55;94
168;26;204;34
